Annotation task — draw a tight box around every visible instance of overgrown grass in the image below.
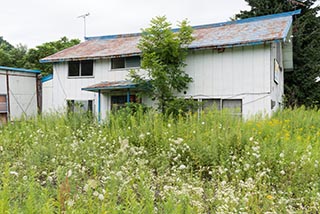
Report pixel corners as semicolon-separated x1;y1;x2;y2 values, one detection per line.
0;107;320;213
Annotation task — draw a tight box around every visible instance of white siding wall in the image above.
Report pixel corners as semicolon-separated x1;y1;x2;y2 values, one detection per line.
0;74;6;94
270;42;285;113
47;44;278;118
49;59;139;119
0;71;38;120
183;45;272;117
42;79;53;113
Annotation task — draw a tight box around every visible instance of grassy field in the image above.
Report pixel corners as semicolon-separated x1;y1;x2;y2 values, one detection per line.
0;107;320;213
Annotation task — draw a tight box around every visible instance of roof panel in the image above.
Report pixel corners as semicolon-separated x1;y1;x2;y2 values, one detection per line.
82;80;137;92
41;10;300;63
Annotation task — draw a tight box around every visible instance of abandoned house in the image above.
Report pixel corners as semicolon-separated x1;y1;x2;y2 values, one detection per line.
40;10;300;119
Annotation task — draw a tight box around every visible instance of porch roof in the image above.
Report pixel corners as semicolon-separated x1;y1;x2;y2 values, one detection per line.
82;80;137;92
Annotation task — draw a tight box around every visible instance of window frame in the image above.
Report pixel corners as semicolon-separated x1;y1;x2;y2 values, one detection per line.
67;99;93;113
111;56;141;70
68;60;94;78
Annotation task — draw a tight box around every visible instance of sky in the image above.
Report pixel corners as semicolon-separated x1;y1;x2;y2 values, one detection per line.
1;0;251;48
0;0;318;48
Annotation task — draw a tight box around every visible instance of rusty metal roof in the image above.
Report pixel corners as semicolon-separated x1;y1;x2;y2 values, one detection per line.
41;10;300;63
82;80;137;92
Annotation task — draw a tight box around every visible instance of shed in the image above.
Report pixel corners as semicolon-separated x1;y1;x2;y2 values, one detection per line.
0;66;41;124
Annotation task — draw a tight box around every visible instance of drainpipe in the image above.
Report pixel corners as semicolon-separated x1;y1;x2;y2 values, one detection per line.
98;90;101;122
6;71;10;121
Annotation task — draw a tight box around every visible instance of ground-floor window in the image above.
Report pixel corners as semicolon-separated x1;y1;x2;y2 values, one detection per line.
198;98;242;116
111;95;139;110
67;100;93;113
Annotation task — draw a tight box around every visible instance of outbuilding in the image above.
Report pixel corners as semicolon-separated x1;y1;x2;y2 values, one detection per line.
0;66;41;124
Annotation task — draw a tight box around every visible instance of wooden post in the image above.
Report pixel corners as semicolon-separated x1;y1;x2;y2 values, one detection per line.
6;71;10;121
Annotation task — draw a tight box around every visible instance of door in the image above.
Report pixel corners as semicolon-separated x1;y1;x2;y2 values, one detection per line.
0;95;8;124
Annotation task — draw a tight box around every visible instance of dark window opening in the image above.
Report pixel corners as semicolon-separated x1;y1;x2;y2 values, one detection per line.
81;60;94;76
68;60;93;77
68;61;80;76
111;56;141;69
111;58;125;69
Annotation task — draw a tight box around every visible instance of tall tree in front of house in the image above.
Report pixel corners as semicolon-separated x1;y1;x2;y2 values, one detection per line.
236;0;320;107
130;16;194;113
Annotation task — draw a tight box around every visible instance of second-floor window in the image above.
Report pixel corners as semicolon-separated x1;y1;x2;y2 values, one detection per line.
111;56;141;69
68;60;93;77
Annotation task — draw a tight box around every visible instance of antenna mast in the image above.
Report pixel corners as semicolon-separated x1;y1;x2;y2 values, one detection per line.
77;13;90;38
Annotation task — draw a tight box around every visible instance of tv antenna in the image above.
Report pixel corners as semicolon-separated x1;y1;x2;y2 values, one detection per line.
77;13;90;38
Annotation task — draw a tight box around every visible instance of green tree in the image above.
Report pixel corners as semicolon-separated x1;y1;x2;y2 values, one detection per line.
130;16;194;113
25;37;80;76
236;0;320;107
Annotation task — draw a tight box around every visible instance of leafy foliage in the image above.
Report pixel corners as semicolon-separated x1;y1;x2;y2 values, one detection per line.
130;16;194;113
236;0;320;107
0;36;80;76
24;37;80;76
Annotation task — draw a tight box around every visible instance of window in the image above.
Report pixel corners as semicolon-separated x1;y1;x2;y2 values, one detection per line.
222;99;242;116
68;60;93;77
111;56;141;69
111;95;139;110
202;99;221;110
67;100;93;113
0;95;7;112
196;98;242;116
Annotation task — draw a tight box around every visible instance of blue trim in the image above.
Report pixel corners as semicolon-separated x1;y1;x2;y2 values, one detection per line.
85;32;141;41
82;84;137;92
41;74;53;83
127;89;130;103
0;66;41;74
191;10;301;30
98;90;101;122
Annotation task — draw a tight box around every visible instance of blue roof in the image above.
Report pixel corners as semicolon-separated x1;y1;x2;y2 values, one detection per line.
41;10;301;63
0;66;41;74
41;74;53;83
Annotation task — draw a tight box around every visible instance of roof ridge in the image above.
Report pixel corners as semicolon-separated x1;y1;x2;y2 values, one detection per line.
85;10;301;41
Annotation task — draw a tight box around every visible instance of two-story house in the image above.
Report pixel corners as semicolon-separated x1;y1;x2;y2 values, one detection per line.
41;10;300;119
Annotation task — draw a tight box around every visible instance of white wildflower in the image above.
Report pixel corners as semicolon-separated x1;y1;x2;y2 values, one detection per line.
252;146;260;152
93;191;99;197
0;146;3;151
178;164;187;170
249;137;254;141
10;171;18;176
139;134;145;139
244;164;250;171
280;170;286;175
83;184;89;192
201;121;205;125
98;194;104;201
67;169;72;177
23;176;28;180
67;199;74;207
168;124;171;128
279;152;285;158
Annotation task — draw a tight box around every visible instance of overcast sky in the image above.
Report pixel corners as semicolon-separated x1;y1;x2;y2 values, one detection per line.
0;0;318;48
